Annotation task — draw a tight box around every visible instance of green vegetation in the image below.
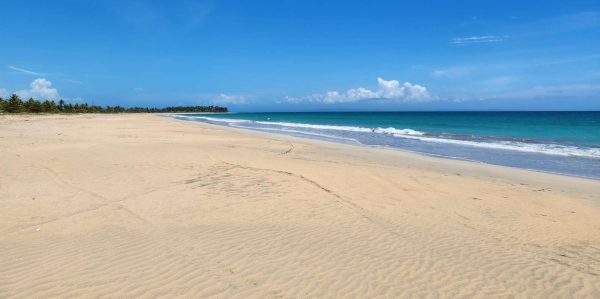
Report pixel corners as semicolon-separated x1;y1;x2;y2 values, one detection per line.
0;94;228;114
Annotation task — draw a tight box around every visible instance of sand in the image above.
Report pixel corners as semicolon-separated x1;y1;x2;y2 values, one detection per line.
1;113;599;298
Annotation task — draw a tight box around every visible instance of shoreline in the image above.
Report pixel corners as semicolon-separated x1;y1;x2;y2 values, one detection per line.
1;113;599;297
169;114;600;192
170;113;600;180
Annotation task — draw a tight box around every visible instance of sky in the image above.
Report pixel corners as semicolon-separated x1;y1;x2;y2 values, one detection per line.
1;0;599;111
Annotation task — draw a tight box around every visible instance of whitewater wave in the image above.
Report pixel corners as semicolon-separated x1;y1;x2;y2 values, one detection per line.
184;116;426;136
386;134;600;159
175;115;600;159
173;115;249;124
373;127;425;136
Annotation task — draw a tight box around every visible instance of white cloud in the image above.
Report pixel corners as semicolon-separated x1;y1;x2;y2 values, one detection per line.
445;83;600;102
0;88;8;98
451;35;505;45
291;77;430;104
505;83;600;98
281;95;302;104
16;78;60;100
7;65;44;76
484;76;515;88
403;82;430;100
212;93;246;105
432;66;474;78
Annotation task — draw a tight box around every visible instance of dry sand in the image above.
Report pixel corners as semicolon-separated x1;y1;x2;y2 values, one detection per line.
1;113;599;298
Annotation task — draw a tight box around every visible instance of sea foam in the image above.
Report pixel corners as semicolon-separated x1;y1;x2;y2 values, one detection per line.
177;115;600;160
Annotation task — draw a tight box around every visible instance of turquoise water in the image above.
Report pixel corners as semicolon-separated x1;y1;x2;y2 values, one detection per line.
174;112;600;179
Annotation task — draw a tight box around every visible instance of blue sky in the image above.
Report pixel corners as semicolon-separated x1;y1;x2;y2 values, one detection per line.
1;0;599;111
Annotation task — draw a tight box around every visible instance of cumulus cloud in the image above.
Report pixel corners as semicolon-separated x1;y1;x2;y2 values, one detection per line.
0;88;8;98
451;35;505;44
291;77;430;104
212;93;246;105
16;78;60;100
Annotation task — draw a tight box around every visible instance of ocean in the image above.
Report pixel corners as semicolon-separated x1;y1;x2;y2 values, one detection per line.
172;112;600;179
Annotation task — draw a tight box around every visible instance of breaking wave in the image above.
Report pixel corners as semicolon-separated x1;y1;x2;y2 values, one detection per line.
172;115;600;159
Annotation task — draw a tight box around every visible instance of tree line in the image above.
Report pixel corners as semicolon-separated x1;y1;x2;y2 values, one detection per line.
0;94;228;114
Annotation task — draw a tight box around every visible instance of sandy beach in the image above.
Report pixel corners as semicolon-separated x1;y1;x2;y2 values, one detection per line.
1;113;599;298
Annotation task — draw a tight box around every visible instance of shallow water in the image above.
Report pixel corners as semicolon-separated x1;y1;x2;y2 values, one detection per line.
173;112;600;179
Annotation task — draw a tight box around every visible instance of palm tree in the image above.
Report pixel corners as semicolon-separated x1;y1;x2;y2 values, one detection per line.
42;100;58;113
58;99;65;112
0;94;228;114
6;94;24;113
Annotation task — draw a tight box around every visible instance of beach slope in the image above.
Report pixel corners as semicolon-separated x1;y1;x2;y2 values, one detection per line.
1;114;599;298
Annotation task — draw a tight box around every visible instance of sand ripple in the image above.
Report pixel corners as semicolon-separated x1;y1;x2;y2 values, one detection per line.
1;114;599;298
